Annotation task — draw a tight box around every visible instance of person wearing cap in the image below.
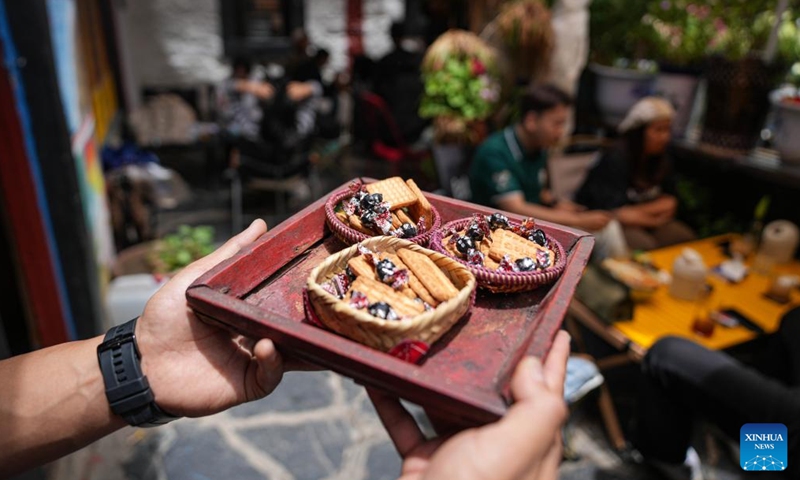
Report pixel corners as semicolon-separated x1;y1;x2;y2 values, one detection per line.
469;84;612;232
575;96;695;250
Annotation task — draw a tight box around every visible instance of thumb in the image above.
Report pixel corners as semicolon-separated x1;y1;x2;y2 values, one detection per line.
250;339;285;401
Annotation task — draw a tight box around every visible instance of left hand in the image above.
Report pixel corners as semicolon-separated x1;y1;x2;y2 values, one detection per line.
136;219;290;417
369;331;570;480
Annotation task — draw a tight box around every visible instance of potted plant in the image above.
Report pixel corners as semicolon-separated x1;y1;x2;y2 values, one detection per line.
148;224;216;275
588;0;659;129
771;62;800;164
419;29;503;197
643;1;717;137
699;3;798;152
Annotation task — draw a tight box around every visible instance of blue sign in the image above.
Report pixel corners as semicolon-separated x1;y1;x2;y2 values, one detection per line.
741;423;787;472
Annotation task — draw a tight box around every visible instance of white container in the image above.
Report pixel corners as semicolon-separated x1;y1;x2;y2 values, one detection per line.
760;220;800;264
771;99;800;165
669;248;707;301
106;274;167;327
590;63;656;129
654;72;700;138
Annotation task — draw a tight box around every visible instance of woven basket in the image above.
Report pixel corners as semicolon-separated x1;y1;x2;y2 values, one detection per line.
430;218;567;293
306;237;476;351
324;186;442;246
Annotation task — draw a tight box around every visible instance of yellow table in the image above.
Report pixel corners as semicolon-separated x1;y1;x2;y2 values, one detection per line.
613;235;800;353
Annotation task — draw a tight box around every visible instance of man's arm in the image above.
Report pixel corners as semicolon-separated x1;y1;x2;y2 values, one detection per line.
497;193;612;231
0;337;124;477
0;220;294;478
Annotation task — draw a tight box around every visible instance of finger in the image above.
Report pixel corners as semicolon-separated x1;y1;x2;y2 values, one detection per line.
367;389;426;458
543;331;571;396
181;219;268;280
510;356;544;402
251;339;284;399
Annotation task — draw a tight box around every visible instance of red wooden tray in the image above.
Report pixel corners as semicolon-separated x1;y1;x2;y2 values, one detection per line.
187;179;594;426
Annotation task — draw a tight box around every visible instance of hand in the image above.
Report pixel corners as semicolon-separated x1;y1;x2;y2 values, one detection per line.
136;220;287;417
287;81;316;102
574;210;613;231
369;331;570;480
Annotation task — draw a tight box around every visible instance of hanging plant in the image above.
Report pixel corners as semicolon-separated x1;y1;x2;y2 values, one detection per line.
420;29;503;144
492;0;554;79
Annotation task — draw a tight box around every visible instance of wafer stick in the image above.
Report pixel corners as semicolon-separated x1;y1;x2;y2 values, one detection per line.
406;179;433;229
348;214;374;235
396;209;415;226
488;229;553;263
397;249;459;302
350;276;425;317
347;256;378;281
381;252;439;307
391;212;402;229
365;177;417;208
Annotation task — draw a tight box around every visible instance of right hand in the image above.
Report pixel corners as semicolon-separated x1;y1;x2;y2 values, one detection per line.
369;331;570;480
574;210;613;231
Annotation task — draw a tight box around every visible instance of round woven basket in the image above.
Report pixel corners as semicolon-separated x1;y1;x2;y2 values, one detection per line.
430;218;567;293
324;187;442;246
306;237;476;351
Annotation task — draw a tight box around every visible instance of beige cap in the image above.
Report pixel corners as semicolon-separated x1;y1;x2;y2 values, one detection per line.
617;97;675;133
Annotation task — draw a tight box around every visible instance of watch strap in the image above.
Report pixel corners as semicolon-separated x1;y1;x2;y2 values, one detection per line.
98;318;179;427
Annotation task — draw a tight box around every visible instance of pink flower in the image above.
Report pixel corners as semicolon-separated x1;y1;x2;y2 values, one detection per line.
471;59;486;76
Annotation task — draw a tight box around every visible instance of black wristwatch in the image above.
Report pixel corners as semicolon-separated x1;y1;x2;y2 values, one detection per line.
97;318;180;427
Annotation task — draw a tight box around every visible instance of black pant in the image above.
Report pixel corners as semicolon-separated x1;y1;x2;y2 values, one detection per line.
634;307;800;477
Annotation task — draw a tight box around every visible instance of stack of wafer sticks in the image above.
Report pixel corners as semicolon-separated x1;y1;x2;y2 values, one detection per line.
334;177;434;235
443;224;555;270
341;247;460;319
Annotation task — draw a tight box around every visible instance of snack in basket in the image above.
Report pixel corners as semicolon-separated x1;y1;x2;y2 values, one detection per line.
334;177;434;239
442;213;556;272
306;237;476;352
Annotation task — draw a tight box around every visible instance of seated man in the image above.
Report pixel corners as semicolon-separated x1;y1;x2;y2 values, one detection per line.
634;307;800;479
469;84;611;232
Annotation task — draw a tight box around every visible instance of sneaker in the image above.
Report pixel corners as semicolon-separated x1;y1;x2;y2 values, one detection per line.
563;356;604;404
649;447;704;480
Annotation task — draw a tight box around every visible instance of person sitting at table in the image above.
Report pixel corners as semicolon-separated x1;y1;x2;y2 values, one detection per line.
633;307;800;479
469;84;612;232
574;97;695;251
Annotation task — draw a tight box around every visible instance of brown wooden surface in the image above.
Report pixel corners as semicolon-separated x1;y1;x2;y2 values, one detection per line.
187;178;594;426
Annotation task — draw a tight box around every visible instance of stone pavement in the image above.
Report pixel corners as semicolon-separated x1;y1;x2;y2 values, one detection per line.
50;371;403;480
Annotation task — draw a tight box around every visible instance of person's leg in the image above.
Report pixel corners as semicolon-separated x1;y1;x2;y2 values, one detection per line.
623;226;658;251
634;337;800;465
778;307;800;386
650;220;696;248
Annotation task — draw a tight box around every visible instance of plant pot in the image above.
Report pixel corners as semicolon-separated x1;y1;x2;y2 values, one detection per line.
700;56;778;152
654;69;700;138
590;63;656;129
771;98;800;165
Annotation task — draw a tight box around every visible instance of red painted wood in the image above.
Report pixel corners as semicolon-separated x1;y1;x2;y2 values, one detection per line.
0;67;69;347
187;178;594;426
